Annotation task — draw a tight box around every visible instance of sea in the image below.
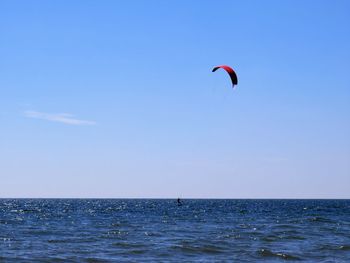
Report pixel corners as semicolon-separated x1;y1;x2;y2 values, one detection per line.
0;199;349;262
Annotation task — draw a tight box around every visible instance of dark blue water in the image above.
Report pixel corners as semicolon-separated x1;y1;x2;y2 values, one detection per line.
0;199;349;262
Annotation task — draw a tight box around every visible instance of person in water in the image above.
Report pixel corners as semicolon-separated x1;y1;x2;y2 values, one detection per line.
177;198;182;206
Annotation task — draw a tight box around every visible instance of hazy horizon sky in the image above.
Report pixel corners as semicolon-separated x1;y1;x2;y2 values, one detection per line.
1;0;349;198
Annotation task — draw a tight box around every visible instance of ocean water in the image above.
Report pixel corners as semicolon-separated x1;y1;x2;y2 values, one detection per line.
0;199;349;262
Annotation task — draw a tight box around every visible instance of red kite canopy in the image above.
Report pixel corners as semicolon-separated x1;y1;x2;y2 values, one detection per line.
212;65;238;87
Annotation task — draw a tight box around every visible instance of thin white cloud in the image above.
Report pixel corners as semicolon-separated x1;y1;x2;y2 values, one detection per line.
24;110;96;126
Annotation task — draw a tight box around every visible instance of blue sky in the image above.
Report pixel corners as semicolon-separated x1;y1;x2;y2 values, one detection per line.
1;0;349;198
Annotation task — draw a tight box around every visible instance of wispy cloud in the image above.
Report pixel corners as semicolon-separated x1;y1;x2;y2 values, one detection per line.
24;111;96;126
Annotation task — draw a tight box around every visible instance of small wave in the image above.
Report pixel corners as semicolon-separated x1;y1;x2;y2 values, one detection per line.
127;249;147;255
258;249;302;260
85;257;109;263
308;216;334;223
22;209;42;213
284;235;306;241
172;243;224;254
339;245;350;251
274;224;298;229
318;244;350;251
112;242;146;249
47;239;67;243
261;235;279;242
261;234;306;242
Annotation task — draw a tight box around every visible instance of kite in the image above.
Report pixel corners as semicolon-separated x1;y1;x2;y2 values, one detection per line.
212;65;238;87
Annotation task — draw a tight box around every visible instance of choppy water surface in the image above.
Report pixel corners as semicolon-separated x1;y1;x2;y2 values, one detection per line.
0;199;349;262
